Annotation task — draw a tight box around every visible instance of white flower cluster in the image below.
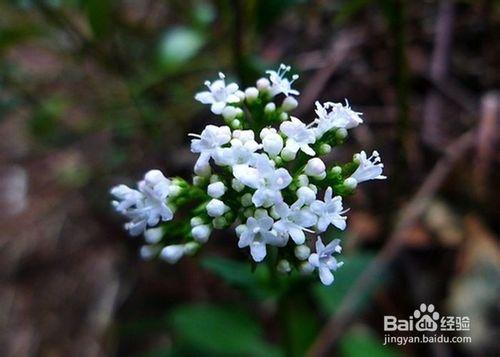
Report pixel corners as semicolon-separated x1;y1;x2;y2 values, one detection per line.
111;64;386;285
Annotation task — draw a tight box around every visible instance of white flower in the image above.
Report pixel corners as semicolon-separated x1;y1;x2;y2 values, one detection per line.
206;198;229;217
111;170;173;236
215;136;260;166
311;187;347;232
273;200;316;244
189;125;231;174
160;244;186;264
191;224;211;243
238;213;284;262
207;181;226;198
195;72;240;114
266;64;300;97
308;236;343;285
233;154;292;207
280;117;316;157
349;150;386;183
313;100;363;137
304;157;326;178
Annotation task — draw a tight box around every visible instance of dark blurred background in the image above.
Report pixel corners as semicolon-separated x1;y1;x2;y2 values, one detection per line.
0;0;499;356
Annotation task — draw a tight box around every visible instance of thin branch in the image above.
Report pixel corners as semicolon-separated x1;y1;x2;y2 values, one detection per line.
308;129;476;357
423;0;455;147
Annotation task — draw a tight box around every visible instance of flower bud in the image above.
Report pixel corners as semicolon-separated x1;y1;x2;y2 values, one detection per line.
193;176;206;187
281;96;298;112
297;186;316;204
264;102;276;113
212;216;228;229
256;77;270;91
144;227;164;244
190;216;204;227
277;259;292;274
245;87;259;102
331;166;342;175
241;193;253;207
206;199;229;217
191;224;211;243
184;242;200;255
254;208;267;219
260;127;276;139
168;184;182;197
344;177;358;189
230;119;242;129
243;208;254;218
336;128;348;139
231;178;245;192
139;245;157;260
318;143;332;155
269;206;280;220
210;174;221;183
235;90;246;101
235;224;246;237
222;106;239;121
294;245;311;260
304;158;326;178
194;160;211;177
160;245;185;264
299;261;315;274
144;169;166;185
262;132;284;157
281;145;297;161
207;181;226;198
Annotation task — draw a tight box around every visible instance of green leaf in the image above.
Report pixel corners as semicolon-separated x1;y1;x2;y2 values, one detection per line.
201;256;272;298
169;304;282;357
340;326;402;357
313;252;375;315
157;27;204;74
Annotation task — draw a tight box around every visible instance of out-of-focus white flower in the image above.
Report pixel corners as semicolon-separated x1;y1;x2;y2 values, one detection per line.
111;170;174;236
304;157;326;179
349;150;386;183
238;213;284;262
233;154;292;207
266;64;300;97
273;200;316;244
190;125;231;174
195;72;240;114
308;236;343;285
311;187;347;232
280;117;316;157
313;100;363;138
206;198;229;217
